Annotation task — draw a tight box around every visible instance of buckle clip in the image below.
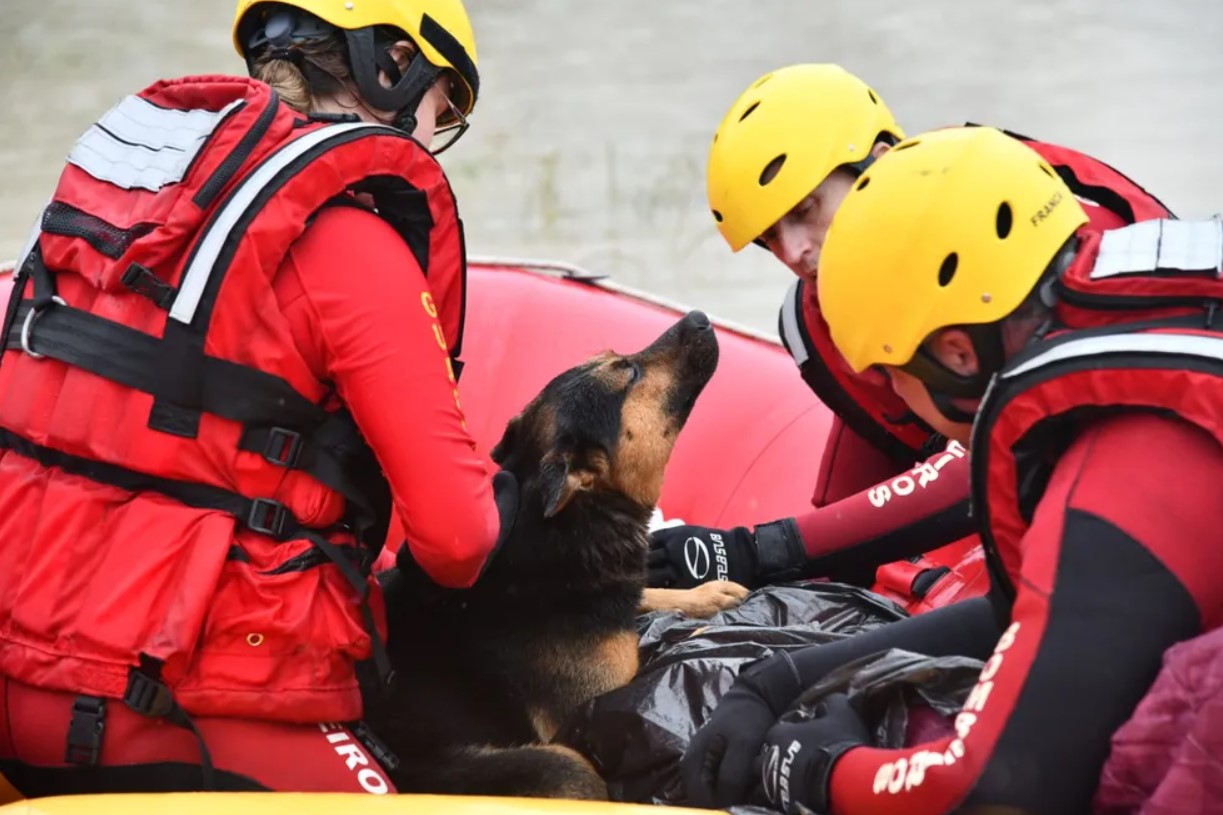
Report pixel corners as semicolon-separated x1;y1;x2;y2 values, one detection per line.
120;263;176;310
248;497;291;539
123;671;174;718
351;721;401;772
65;695;107;766
262;427;303;468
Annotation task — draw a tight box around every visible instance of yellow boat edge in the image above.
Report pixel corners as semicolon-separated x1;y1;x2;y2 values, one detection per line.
0;793;720;814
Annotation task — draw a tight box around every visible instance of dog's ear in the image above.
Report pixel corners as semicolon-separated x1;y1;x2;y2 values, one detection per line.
538;450;598;518
491;415;522;466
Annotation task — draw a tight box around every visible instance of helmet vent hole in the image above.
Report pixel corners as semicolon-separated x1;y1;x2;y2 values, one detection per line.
759;154;786;186
996;202;1013;239
856;176;871;191
868;89;879;105
739;101;761;122
938;253;958;288
1039;162;1056;178
712;210;724;223
893;139;921;152
752;73;773;89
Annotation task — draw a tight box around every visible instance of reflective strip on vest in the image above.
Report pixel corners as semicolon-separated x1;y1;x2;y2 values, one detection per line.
67;96;244;193
1091;218;1223;280
1003;331;1223;380
780;279;809;366
170;122;396;326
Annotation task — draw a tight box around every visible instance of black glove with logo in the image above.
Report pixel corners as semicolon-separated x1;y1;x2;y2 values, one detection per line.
681;651;805;809
759;693;871;815
647;518;806;589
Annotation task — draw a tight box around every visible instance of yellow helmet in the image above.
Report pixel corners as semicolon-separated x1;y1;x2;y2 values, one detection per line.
707;64;904;252
817;125;1088;379
233;0;479;125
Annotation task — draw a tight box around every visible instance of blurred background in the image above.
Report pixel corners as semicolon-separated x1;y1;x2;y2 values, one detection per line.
2;0;1221;333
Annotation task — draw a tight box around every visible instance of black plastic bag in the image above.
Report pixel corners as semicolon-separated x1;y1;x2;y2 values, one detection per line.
783;647;985;750
738;649;985;814
556;582;910;804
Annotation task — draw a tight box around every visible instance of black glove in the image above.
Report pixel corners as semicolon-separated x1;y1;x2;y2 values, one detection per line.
759;693;871;815
680;652;804;808
392;469;519;599
648;518;805;589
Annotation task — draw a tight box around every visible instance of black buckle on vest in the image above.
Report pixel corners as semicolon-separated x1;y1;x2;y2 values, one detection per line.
261;427;303;467
124;658;217;791
351;721;401;772
248;498;290;539
120;263;176;311
123;670;174;718
65;695;107;766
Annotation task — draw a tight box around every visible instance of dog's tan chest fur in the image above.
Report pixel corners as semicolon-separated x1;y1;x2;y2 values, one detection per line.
527;629;640;742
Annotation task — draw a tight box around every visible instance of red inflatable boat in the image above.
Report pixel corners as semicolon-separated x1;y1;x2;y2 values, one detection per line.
0;255;980;611
0;256;829;527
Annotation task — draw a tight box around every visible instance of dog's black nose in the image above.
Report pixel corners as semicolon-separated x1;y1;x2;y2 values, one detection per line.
686;310;711;330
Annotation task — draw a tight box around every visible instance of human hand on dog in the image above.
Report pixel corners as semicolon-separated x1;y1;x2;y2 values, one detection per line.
393;469;519;602
758;693;871;815
647;518;806;589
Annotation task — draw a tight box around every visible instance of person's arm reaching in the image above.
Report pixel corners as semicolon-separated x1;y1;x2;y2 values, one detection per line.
775;414;1223;815
679;595;1000;809
281;206;500;588
649;442;972;589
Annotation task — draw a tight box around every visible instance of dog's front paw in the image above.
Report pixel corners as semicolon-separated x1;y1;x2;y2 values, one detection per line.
677;580;750;618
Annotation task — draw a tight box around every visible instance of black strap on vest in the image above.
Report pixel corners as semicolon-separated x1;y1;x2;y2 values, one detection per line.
0;428;391;758
146;126;386;439
0;426;389;673
3;253;391;551
62;670;216;791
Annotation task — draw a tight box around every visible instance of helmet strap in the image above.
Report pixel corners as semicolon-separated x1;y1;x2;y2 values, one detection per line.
926;387;979;426
899;236;1081;428
842;134;902;177
344;27;440;135
900;322;1007;425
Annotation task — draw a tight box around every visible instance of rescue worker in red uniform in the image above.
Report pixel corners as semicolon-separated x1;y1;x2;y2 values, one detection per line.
647;64;1174;613
682;125;1223;814
0;0;513;795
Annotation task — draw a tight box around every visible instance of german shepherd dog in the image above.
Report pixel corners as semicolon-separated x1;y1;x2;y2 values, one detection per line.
365;311;748;799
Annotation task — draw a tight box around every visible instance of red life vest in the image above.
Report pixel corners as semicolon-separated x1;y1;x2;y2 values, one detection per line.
777;133;1174;613
972;218;1223;607
0;74;467;725
779;131;1175;467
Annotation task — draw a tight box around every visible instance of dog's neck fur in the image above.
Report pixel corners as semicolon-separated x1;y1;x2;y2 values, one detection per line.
489;487;649;593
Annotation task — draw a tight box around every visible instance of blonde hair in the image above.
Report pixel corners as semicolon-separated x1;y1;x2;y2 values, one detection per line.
252;35;353;114
251;27;417;115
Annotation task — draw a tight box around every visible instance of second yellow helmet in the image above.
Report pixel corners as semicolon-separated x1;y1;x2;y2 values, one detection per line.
817;126;1089;376
707;64;904;252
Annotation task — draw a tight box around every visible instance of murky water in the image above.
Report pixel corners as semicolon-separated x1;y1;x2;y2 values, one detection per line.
2;1;1221;333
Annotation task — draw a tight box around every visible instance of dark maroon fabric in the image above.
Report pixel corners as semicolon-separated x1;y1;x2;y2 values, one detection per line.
1095;625;1223;814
